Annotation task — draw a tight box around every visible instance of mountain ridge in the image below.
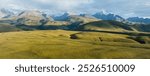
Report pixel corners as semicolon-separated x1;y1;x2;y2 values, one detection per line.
0;8;150;24
0;8;150;33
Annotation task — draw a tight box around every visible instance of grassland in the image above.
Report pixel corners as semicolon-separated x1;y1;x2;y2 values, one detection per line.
0;30;150;59
0;23;21;32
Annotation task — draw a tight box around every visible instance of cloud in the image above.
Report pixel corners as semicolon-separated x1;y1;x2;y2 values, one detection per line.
0;0;150;18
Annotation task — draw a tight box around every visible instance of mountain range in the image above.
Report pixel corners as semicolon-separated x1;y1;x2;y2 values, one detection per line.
0;8;150;24
127;17;150;24
0;8;150;33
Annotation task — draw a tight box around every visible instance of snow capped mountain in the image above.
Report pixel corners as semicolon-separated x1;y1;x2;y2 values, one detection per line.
16;10;53;26
127;17;150;24
18;10;46;19
93;12;125;22
0;8;14;18
0;8;150;24
52;12;100;24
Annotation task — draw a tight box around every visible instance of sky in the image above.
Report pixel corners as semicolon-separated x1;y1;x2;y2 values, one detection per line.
0;0;150;18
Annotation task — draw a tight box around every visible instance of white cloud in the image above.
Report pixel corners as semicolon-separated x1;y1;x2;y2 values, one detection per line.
33;0;94;11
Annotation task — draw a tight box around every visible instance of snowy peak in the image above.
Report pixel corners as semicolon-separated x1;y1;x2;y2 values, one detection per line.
0;8;150;24
0;8;14;18
127;17;150;24
17;10;53;21
18;10;45;18
16;10;54;26
93;12;125;21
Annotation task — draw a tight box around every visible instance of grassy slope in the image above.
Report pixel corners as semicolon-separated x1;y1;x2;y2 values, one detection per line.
132;24;150;32
0;30;150;59
79;21;134;32
68;15;99;24
0;23;21;32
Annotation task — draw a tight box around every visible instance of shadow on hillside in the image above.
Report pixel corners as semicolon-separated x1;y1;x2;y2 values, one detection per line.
81;30;150;36
16;24;69;30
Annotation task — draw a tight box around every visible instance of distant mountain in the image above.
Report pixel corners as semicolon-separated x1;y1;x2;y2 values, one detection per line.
53;12;99;23
80;14;98;19
0;8;14;18
93;12;125;22
69;15;99;23
16;10;53;26
17;10;47;19
127;17;150;24
0;8;150;32
52;12;100;30
1;8;150;24
52;12;70;21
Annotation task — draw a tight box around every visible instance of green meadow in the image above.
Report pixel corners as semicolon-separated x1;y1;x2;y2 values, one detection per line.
0;30;150;59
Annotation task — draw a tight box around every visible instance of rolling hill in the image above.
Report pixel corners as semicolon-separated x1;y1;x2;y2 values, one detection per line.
0;30;150;59
0;23;21;32
77;20;134;31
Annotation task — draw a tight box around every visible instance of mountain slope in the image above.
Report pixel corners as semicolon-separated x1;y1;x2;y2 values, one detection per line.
131;24;150;32
16;10;52;26
0;30;150;59
0;23;21;32
53;12;99;23
77;20;134;31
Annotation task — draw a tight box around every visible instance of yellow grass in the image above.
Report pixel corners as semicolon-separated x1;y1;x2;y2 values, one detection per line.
0;30;150;59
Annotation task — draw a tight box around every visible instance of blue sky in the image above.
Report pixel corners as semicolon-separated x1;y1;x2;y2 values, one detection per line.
0;0;150;18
